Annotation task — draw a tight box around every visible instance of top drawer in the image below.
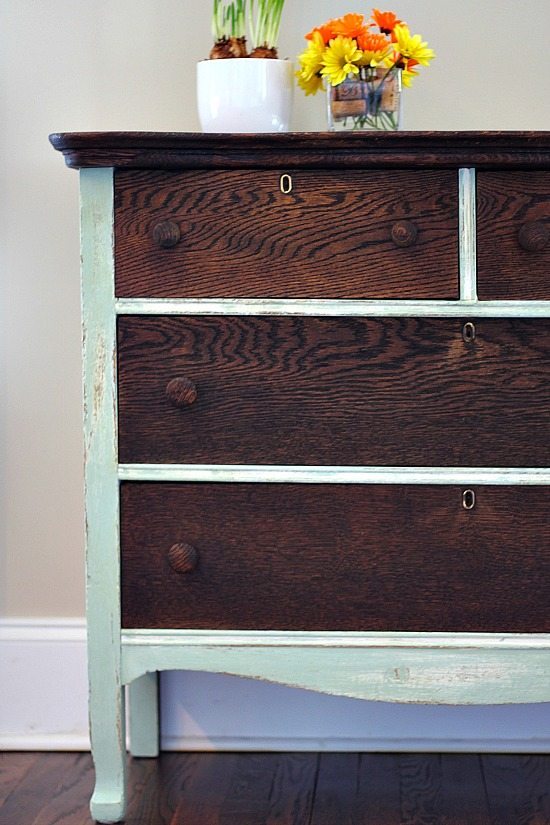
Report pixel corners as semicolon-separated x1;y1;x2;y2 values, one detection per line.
478;171;550;300
114;169;458;299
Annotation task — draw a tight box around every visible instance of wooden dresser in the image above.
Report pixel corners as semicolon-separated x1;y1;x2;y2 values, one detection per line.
50;132;550;823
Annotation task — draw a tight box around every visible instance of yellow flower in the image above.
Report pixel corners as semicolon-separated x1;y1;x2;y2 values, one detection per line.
393;24;435;66
297;30;326;81
295;69;324;96
320;35;362;86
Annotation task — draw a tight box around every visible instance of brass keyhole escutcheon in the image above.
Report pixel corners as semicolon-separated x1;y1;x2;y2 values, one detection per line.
280;173;293;194
462;489;476;510
462;321;476;343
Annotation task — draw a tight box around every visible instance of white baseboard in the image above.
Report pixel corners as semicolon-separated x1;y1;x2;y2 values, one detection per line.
2;619;550;753
1;734;91;750
161;736;550;754
0;618;90;750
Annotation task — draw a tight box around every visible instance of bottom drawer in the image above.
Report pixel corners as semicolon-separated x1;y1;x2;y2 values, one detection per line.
120;483;550;632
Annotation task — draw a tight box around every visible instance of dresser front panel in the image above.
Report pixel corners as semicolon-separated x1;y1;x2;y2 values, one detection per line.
120;482;550;632
114;169;458;299
477;171;550;300
117;315;550;467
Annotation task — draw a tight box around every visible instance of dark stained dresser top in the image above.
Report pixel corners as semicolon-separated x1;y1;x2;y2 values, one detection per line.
49;131;550;170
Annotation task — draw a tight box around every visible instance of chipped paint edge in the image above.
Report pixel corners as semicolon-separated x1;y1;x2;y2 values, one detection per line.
118;464;550;485
115;298;550;317
459;168;477;301
120;631;550;705
81;167;126;823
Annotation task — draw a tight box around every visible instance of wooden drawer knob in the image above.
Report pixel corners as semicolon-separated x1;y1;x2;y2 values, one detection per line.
166;376;197;408
168;543;198;574
152;220;181;248
390;220;418;248
517;221;548;252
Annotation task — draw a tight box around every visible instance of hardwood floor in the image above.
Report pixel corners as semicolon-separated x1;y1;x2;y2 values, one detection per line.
1;751;550;824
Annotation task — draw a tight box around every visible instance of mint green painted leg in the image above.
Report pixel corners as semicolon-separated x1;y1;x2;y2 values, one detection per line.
129;672;160;757
81;167;127;822
90;685;127;822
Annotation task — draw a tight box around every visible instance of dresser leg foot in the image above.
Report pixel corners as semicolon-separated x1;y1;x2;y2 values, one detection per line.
129;671;160;757
90;789;127;823
89;684;127;822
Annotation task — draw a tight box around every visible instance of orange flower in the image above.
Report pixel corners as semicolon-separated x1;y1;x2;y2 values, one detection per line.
357;32;391;66
357;30;391;58
331;13;367;40
306;20;338;45
371;8;404;39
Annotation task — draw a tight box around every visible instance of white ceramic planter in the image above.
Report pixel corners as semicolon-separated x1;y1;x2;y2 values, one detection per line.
197;58;294;133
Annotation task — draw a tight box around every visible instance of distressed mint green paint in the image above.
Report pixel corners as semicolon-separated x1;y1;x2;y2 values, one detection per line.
120;631;550;705
79;159;550;816
128;673;159;757
122;630;550;650
81;168;126;824
115;298;550;317
459;168;477;301
118;465;550;485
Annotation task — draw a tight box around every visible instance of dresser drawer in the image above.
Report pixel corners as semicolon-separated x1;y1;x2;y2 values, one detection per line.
114;169;458;299
117;315;550;467
120;483;550;632
478;171;550;299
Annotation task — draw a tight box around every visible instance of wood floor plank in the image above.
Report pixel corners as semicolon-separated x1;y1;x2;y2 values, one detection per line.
271;752;491;825
172;752;241;825
309;753;361;825
311;752;405;825
0;752;39;805
30;753;93;825
217;753;282;825
481;755;550;825
125;753;197;825
359;753;404;825
430;754;490;825
0;753;85;825
263;754;318;825
1;751;550;824
398;753;448;824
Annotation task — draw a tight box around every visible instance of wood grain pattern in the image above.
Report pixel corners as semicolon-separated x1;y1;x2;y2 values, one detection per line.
481;755;550;825
0;753;93;825
120;483;550;632
477;171;550;300
49;131;550;170
177;753;314;825
310;753;402;825
114;169;458;299
0;753;550;825
167;542;199;574
2;752;549;825
117;315;550;467
0;753;38;806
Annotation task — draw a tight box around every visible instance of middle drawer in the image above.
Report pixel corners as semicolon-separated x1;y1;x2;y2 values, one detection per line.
117;315;550;466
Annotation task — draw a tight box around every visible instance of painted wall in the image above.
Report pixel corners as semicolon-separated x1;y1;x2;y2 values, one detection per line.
2;0;550;749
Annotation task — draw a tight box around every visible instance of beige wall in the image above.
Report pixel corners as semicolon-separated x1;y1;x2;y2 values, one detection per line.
2;0;550;617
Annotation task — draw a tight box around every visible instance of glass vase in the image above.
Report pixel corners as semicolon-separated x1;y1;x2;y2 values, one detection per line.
327;67;402;132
